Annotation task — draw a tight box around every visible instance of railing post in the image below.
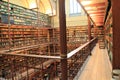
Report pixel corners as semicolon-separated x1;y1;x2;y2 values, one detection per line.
88;15;91;41
59;0;68;80
88;15;92;55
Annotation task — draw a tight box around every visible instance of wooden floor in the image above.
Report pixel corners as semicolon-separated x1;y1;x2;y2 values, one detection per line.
78;44;112;80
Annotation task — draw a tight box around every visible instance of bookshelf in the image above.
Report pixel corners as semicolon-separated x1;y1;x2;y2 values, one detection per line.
66;26;88;53
104;7;113;61
0;0;51;26
0;25;89;79
0;24;9;49
0;24;53;50
98;26;105;49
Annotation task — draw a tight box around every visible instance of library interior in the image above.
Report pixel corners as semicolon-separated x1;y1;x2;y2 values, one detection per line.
0;0;120;80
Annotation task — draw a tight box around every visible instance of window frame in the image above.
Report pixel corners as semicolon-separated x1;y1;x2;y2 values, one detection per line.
69;0;82;16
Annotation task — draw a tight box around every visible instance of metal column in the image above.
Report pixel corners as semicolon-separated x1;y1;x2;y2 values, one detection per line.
59;0;67;80
87;15;92;55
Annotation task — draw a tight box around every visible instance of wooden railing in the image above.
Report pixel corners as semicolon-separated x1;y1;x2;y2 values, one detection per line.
0;38;97;80
67;38;97;79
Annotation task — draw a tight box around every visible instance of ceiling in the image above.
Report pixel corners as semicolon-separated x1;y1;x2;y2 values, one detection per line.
78;0;108;26
28;0;56;16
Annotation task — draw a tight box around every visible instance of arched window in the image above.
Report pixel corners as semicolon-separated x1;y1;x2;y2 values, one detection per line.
70;0;81;15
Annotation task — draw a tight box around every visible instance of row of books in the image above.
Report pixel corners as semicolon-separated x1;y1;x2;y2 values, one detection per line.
0;0;51;26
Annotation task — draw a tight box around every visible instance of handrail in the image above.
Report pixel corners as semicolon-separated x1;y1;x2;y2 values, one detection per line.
67;38;96;58
2;53;61;59
1;38;97;59
0;42;53;53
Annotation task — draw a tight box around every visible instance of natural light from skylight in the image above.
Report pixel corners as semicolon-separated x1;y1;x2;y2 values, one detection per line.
70;0;81;15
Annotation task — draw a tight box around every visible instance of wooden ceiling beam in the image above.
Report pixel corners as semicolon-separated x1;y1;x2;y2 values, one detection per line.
77;0;96;26
90;15;105;17
88;11;105;14
90;14;105;17
78;0;107;26
91;16;104;18
96;22;104;25
96;20;104;22
93;21;104;23
84;2;106;7
96;23;103;25
92;17;104;20
96;24;103;26
92;18;104;21
92;20;103;22
86;7;106;11
92;16;104;19
94;19;103;22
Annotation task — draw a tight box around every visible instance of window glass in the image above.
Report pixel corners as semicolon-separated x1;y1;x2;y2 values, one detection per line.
70;0;81;15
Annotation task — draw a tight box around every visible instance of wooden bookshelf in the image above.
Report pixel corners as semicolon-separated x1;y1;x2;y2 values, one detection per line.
66;26;89;53
104;7;113;61
0;24;53;50
98;26;105;49
0;0;51;26
0;25;91;79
